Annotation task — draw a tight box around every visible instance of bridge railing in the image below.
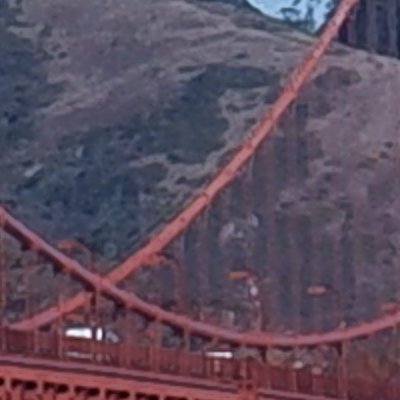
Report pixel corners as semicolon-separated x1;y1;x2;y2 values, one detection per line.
0;328;399;399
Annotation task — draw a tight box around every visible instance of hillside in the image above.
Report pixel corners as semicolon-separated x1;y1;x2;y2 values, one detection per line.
1;0;400;277
1;0;305;262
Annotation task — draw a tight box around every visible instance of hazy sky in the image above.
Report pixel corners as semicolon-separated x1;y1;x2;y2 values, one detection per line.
247;0;332;31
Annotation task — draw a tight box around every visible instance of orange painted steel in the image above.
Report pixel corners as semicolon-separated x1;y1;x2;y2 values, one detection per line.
0;328;397;400
0;356;340;400
1;0;397;398
10;0;362;342
0;328;399;399
0;356;239;400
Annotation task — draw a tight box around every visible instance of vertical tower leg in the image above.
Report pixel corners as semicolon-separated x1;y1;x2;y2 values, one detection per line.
338;341;349;399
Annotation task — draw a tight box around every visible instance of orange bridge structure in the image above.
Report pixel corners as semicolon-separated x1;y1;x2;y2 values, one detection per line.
0;0;398;399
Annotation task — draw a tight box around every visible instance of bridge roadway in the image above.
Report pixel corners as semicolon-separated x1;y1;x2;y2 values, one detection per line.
0;354;344;400
0;327;351;400
0;324;396;400
0;354;238;400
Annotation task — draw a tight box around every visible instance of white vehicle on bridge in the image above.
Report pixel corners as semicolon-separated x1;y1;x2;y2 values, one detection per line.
64;325;119;360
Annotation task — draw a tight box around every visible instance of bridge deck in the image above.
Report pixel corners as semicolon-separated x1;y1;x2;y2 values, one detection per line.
0;354;347;400
0;354;238;400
